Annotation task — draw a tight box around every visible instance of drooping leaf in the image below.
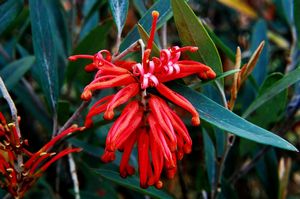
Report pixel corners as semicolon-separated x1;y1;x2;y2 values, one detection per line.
0;0;23;35
171;0;223;76
203;130;217;191
137;23;160;56
109;0;129;36
120;0;173;51
170;83;297;151
243;67;300;118
0;56;34;90
95;169;173;199
29;0;59;112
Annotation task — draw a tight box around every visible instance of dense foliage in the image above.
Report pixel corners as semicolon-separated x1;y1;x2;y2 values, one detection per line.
1;0;300;198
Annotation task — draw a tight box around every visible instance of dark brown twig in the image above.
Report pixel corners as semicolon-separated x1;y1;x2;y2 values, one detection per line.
55;101;89;136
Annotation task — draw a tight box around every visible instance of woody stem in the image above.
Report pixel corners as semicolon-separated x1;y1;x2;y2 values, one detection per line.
0;76;23;172
56;101;89;136
112;39;143;62
213;81;235;199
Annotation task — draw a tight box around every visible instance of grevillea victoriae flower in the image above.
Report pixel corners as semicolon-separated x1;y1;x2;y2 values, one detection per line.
69;11;216;188
0;112;83;198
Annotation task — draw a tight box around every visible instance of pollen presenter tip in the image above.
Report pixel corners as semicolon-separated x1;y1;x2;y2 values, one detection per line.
191;117;200;126
152;11;159;18
81;90;92;101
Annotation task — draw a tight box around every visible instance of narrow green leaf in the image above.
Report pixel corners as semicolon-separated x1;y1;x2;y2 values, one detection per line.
171;0;223;75
0;56;35;90
250;20;268;85
189;69;240;89
248;73;287;129
204;24;236;63
66;21;112;84
13;83;52;131
120;0;173;51
95;169;173;199
171;83;298;151
29;0;59;112
294;0;300;47
281;0;294;25
69;138;104;158
137;23;160;56
132;0;147;16
109;0;128;35
0;0;23;35
243;67;300;118
203;130;217;191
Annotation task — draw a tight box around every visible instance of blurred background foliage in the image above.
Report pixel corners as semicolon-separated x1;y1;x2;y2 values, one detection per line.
1;0;300;198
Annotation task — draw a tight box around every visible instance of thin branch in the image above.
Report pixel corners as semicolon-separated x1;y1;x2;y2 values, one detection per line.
0;76;23;171
228;146;269;184
212;81;236;199
161;24;167;49
113;33;122;56
56;101;89;136
68;145;80;199
112;39;143;62
0;77;21;138
228;107;297;184
52;111;58;138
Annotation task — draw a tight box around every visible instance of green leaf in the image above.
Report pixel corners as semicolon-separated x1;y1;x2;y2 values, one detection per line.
243;67;300;118
204;24;236;63
69;138;104;158
250;20;268;85
137;23;160;56
171;0;223;75
120;0;173;51
66;21;112;84
29;0;59;112
0;0;23;35
13;83;52;131
170;83;297;151
132;0;147;16
95;169;173;199
203;130;217;191
0;56;35;90
109;0;128;35
248;73;287;129
294;0;300;48
189;69;240;90
281;0;294;25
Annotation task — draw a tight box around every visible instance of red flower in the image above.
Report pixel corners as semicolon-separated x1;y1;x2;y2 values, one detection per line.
0;112;83;198
69;11;216;188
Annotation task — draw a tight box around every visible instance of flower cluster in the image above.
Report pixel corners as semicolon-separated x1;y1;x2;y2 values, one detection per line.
69;11;216;188
0;112;82;198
